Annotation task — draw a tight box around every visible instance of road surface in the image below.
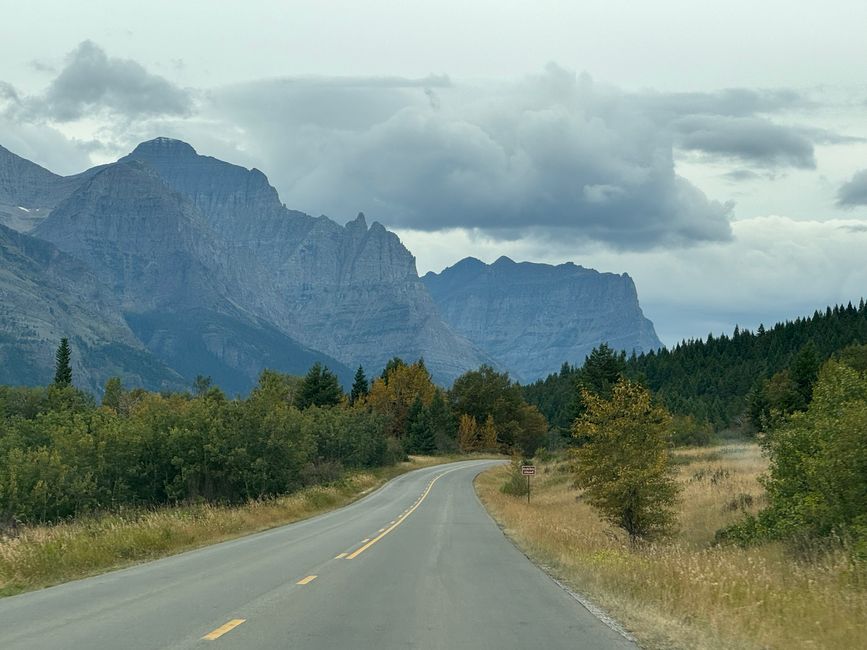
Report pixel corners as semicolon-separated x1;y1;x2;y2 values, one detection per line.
0;460;635;649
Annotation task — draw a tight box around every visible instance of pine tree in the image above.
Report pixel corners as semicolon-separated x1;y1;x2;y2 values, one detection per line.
53;338;72;387
406;397;436;454
350;366;369;405
294;363;342;409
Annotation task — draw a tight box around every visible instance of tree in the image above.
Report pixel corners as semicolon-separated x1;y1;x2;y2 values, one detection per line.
406;397;436;454
449;365;525;447
578;343;626;399
457;414;479;452
53;338;72;387
572;378;679;542
350;366;369;405
193;375;212;396
480;414;497;452
368;360;436;437
102;377;123;413
748;361;867;549
380;357;407;382
294;363;342;409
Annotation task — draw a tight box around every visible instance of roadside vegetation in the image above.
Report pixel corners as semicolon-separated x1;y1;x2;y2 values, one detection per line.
484;306;867;649
0;346;533;594
478;445;866;649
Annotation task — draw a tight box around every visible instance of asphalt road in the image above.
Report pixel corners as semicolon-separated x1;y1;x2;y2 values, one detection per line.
0;460;635;649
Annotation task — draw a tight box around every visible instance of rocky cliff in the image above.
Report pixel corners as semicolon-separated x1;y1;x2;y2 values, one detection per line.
422;256;662;382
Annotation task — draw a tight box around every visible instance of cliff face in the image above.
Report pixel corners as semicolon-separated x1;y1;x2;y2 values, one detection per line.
422;256;663;382
31;158;352;394
123;138;489;382
0;223;183;393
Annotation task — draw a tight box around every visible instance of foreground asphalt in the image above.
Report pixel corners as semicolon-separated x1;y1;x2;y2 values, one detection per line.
0;460;635;649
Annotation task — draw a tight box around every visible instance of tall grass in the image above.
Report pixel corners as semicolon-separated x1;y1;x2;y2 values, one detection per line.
0;455;467;597
476;444;867;650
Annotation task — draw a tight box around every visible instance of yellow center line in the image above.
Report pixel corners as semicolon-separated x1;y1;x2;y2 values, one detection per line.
202;619;246;640
335;552;348;559
297;575;318;585
378;528;386;533
346;468;456;560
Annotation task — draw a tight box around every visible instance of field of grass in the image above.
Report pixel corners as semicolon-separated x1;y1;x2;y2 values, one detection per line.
476;444;867;649
0;454;477;597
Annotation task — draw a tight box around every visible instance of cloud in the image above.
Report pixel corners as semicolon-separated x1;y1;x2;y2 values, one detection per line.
837;169;867;207
209;65;733;249
36;40;192;121
673;115;816;168
633;87;807;121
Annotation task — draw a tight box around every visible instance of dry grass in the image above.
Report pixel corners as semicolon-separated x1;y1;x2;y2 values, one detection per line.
0;454;478;597
476;444;867;650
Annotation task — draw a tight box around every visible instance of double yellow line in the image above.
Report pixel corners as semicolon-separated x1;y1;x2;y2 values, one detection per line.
345;468;453;559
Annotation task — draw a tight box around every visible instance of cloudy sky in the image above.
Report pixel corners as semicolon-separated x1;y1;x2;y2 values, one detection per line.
2;0;867;344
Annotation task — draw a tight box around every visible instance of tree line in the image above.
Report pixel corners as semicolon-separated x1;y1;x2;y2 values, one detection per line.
0;344;547;526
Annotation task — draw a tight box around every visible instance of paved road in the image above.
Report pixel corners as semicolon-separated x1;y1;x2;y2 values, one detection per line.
0;460;634;649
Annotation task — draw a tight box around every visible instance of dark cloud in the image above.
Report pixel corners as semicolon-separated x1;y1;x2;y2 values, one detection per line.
39;40;192;121
673;115;816;168
211;66;732;249
837;170;867;207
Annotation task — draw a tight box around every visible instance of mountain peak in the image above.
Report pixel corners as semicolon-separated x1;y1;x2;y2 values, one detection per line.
130;137;198;159
493;255;516;266
346;212;368;231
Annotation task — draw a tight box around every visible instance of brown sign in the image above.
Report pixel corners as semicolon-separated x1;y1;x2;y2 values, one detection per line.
521;465;536;476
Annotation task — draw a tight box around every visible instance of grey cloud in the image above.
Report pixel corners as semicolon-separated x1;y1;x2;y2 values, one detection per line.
798;126;866;145
673;115;816;168
837;170;867;207
634;88;806;121
210;66;732;249
38;40;192;121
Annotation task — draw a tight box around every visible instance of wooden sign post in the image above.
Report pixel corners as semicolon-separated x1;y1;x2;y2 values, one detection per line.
521;465;536;503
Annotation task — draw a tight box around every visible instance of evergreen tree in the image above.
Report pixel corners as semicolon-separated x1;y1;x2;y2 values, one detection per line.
406;397;436;454
295;363;342;409
426;391;458;452
350;365;369;405
578;343;626;399
193;375;212;396
380;357;406;383
53;338;72;387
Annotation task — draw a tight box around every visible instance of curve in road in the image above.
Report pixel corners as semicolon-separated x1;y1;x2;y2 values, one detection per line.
0;460;635;649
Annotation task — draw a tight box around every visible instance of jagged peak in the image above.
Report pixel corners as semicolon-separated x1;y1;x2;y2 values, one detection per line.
129;137;198;158
345;212;368;231
493;255;515;266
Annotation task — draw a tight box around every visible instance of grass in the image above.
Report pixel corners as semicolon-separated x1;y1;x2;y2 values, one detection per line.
476;444;867;650
0;454;485;598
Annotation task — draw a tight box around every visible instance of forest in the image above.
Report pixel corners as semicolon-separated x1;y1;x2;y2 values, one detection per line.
526;299;867;434
0;354;546;526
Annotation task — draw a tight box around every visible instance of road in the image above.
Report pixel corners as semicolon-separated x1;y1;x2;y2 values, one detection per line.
0;460;635;649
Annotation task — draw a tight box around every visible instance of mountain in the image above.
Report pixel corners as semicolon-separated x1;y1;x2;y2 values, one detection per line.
422;256;662;382
31;158;352;394
121;137;490;382
0;222;182;392
0;138;487;390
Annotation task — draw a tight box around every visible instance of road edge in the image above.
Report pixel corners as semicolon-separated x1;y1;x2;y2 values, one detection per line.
471;466;639;647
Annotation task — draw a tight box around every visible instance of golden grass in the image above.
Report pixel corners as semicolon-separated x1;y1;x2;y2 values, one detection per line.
0;454;483;597
476;444;867;650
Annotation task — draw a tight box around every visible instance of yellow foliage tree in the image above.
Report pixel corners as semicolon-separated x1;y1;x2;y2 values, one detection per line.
458;413;479;452
480;414;497;451
367;360;437;437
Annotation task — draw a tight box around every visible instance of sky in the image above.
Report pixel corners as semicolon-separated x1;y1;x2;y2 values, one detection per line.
2;0;867;345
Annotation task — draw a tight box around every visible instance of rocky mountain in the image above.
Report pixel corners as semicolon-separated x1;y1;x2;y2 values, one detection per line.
0;138;487;390
0;223;182;392
121;138;490;382
422;256;662;382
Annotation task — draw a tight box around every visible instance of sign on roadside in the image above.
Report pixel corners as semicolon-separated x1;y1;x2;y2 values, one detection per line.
521;465;536;476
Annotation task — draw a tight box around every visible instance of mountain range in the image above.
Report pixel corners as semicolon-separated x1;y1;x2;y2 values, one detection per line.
0;138;661;392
